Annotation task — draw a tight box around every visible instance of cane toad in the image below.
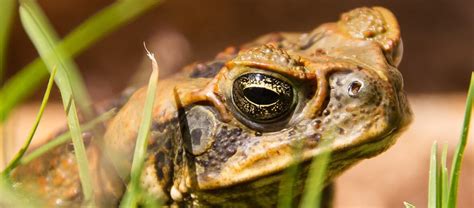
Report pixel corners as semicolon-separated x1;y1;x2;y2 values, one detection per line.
12;7;412;207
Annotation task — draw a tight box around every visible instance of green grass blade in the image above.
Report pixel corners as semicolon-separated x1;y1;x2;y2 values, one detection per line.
0;177;40;208
18;0;93;119
0;0;163;122
299;147;331;208
436;147;442;208
0;0;16;141
440;144;448;208
121;46;159;207
19;1;94;203
142;193;162;208
447;72;474;207
0;62;46;121
277;142;303;208
428;141;438;208
278;164;299;208
1;67;56;176
0;0;16;84
404;201;416;208
19;108;116;165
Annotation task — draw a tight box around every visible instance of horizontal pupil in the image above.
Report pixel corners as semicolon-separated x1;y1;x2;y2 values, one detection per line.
243;87;279;105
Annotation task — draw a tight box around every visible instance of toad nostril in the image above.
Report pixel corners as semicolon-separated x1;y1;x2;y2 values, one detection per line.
348;80;363;97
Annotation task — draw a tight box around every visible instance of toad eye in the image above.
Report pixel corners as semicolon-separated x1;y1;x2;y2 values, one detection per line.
232;73;296;123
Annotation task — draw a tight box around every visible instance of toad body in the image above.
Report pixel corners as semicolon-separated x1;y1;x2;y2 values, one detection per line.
12;7;412;207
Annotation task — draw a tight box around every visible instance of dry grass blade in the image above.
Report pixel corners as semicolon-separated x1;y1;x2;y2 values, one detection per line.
121;44;159;207
404;201;416;208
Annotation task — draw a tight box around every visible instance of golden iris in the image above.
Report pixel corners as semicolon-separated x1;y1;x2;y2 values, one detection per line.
232;73;294;123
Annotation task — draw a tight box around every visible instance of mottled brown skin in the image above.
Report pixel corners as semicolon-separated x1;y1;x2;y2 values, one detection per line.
12;7;412;207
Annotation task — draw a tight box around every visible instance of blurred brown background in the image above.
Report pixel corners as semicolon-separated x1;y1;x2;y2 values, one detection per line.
1;0;473;207
3;0;473;100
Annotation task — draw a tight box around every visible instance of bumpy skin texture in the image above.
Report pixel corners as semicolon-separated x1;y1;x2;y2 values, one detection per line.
12;7;412;207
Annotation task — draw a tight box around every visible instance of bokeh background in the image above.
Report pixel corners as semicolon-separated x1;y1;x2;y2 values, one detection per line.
3;0;473;98
2;0;473;207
